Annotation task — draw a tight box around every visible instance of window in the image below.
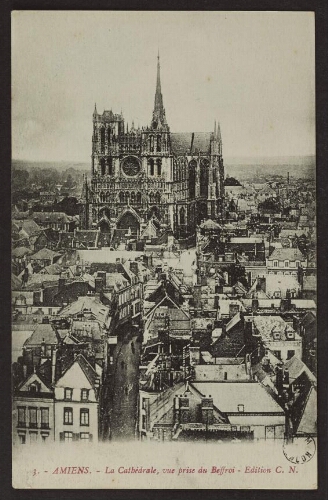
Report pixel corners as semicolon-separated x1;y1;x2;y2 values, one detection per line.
64;388;73;401
40;408;49;429
81;389;89;402
296;261;300;268
273;261;278;267
18;433;26;444
237;404;244;413
63;431;73;442
224;372;228;381
80;432;90;442
80;409;89;426
29;407;37;428
241;426;251;432
17;407;26;427
41;434;49;443
142;414;147;430
284;260;289;268
64;407;73;425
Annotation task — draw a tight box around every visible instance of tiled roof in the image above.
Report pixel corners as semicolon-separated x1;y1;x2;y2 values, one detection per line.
24;323;59;346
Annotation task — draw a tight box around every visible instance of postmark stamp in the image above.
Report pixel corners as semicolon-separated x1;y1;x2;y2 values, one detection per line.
283;436;316;465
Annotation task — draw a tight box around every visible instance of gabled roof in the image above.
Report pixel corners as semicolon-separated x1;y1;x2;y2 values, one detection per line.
30;248;62;260
24;323;59;346
59;296;110;324
57;353;98;389
283;356;316;384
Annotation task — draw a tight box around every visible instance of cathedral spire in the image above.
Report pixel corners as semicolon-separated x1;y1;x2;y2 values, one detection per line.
93;103;98;117
152;52;167;129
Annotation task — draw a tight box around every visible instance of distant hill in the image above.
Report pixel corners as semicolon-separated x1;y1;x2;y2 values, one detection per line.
12;155;316;180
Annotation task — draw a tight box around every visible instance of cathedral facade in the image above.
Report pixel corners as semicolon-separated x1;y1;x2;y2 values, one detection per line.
81;55;225;243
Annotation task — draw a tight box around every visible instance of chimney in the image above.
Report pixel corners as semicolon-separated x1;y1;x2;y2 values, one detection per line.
283;368;289;389
229;303;239;318
95;277;103;294
130;262;139;276
276;365;283;395
51;346;57;385
178;395;190;423
97;271;107;287
252;298;259;313
201;396;214;425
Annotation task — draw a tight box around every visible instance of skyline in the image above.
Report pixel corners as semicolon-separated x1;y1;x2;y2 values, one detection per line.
12;11;315;162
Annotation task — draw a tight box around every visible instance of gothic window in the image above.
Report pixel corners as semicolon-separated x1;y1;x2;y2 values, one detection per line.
108;158;113;175
157;135;161;152
119;192;125;203
148;158;154;176
157;159;162;176
188;160;196;200
200;160;209;198
125;191;130;203
149;135;154;153
100;158;106;176
106;192;110;203
130;192;135;204
149;192;154;204
180;207;186;225
136;192;141;204
155;192;161;204
100;128;105;150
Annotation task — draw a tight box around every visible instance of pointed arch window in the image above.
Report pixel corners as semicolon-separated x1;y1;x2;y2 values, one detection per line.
180;207;186;225
155;192;161;204
148;158;154;176
136;192;141;204
119;192;125;203
156;159;162;177
149;135;154;153
130;192;136;204
157;135;161;152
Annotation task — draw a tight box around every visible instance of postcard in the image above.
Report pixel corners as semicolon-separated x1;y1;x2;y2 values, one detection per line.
11;11;317;489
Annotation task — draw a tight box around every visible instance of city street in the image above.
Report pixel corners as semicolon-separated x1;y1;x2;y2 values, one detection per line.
107;326;142;441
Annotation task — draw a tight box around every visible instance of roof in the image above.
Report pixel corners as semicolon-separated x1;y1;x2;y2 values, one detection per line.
30;248;62;260
191;381;283;414
58;353;98;389
229;237;263;244
268;247;305;261
59;296;110;324
19;219;42;236
12;246;33;259
33;212;70;223
252;315;300;341
303;275;317;291
200;219;222;230
283;356;316;383
24;322;59;346
170;132;212;155
12;273;22;290
77;249;144;264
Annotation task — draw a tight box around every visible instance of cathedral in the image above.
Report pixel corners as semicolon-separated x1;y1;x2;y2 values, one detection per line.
80;54;225;244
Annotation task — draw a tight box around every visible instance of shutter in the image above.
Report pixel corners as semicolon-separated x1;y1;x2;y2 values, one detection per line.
89;434;93;442
59;432;64;442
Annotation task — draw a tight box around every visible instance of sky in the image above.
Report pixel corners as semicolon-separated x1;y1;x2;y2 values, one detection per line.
12;11;315;162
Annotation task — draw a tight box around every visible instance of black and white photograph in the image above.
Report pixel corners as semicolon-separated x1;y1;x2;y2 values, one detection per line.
11;11;317;489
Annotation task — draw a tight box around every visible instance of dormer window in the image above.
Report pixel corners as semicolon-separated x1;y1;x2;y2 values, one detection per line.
29;382;40;393
237;404;245;413
273;260;278;267
64;388;73;401
284;260;289;268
